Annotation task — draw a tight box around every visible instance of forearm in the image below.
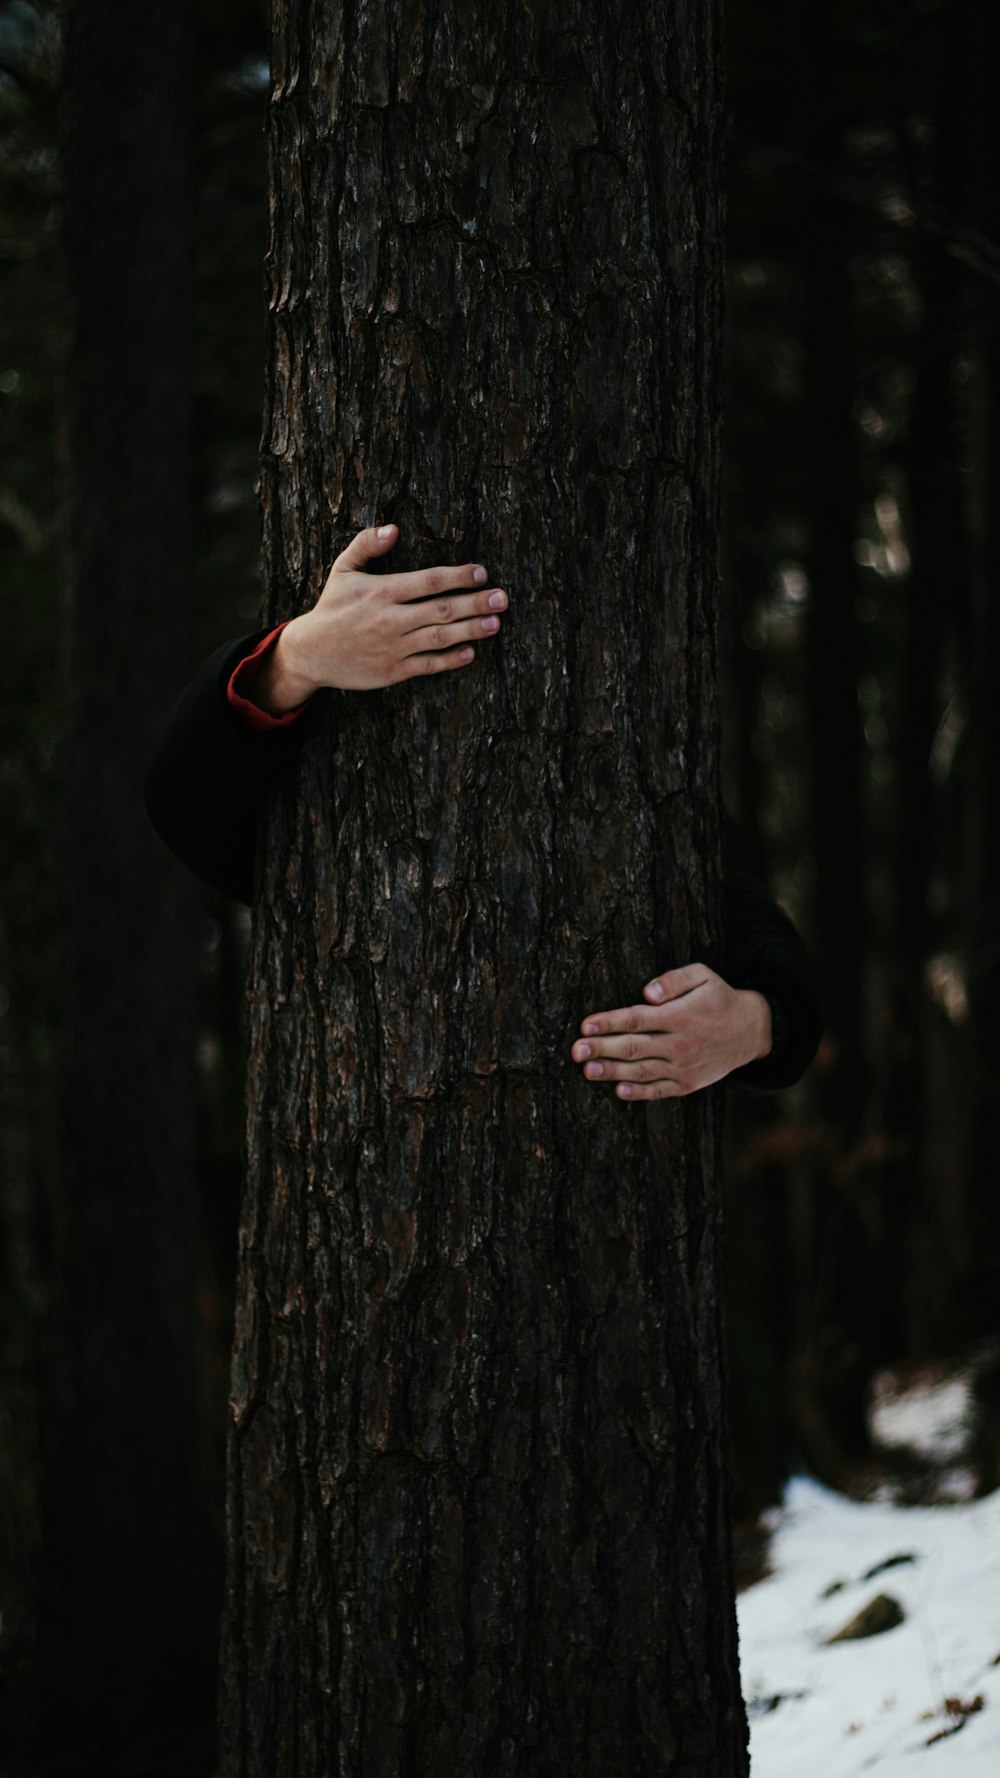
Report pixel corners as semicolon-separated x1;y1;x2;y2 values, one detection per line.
722;827;822;1093
144;631;317;902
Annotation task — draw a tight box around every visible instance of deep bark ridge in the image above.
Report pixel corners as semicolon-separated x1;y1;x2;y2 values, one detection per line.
222;4;745;1773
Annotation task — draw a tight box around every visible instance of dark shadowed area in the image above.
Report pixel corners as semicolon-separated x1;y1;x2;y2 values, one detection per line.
0;0;996;1771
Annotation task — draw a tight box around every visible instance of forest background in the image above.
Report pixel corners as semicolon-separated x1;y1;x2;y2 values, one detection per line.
0;0;998;1768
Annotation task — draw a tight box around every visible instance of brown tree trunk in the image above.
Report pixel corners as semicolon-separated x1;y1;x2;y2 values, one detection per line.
46;0;216;1754
220;5;745;1774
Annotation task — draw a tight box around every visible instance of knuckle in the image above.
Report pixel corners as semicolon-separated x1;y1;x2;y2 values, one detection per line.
425;566;445;596
433;624;448;650
436;597;453;620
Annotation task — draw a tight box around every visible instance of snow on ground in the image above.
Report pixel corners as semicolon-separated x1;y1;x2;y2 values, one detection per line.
869;1370;976;1469
737;1475;1000;1777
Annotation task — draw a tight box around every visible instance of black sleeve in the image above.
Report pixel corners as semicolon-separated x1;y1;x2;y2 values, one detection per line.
722;818;823;1094
143;632;321;904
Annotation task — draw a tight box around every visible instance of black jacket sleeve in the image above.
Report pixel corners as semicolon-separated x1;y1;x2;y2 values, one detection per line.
143;631;321;905
721;818;823;1094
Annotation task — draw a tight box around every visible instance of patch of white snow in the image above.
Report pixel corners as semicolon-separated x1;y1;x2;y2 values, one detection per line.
737;1475;1000;1777
870;1373;974;1465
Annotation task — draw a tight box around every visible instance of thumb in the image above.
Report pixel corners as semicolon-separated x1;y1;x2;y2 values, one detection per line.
333;522;397;573
644;962;710;1005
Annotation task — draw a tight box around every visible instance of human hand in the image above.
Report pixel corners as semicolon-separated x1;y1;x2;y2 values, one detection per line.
571;963;772;1101
253;523;508;711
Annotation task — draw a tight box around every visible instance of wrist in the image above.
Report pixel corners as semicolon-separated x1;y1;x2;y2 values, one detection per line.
739;988;773;1063
253;614;320;713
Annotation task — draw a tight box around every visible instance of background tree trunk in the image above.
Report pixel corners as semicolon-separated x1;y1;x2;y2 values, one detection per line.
46;0;217;1755
962;0;1000;1341
220;4;746;1774
792;0;871;1474
881;0;969;1362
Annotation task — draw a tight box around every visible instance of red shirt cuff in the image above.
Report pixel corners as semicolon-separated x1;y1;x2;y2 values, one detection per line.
227;623;312;731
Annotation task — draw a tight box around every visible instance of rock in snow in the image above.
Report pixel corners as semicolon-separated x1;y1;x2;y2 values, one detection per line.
825;1591;906;1643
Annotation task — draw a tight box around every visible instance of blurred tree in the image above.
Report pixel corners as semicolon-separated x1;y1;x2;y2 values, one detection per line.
217;2;748;1773
799;1;866;1145
720;0;813;1513
42;0;217;1760
880;0;970;1361
1;3;274;1759
794;0;873;1473
720;0;1000;1499
0;0;63;1728
962;0;1000;1341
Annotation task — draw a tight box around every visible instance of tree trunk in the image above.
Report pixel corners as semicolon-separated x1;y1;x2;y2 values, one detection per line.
881;0;969;1362
963;0;1000;1340
792;0;871;1471
800;3;865;1137
47;0;216;1752
220;5;745;1774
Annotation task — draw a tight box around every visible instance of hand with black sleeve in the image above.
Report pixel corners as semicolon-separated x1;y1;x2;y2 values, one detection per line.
569;820;822;1097
144;523;509;903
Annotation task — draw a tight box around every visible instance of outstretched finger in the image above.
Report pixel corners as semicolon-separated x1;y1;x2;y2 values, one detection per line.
394;644;477;682
578;1003;673;1039
643;962;711;1006
389;562;492;604
398;586;508;634
572;1031;674;1065
580;1056;674;1084
332;523;398;573
404;613;503;654
615;1079;688;1102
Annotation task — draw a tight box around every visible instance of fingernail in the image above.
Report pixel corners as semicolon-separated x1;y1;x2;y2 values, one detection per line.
582;1021;597;1037
459;647;474;661
619;1084;634;1098
377;524;394;539
576;1043;591;1059
482;616;498;632
473;566;487;583
586;1062;603;1078
646;981;664;1002
488;590;505;610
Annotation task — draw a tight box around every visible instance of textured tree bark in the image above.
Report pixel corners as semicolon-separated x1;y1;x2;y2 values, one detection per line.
221;4;745;1774
49;0;216;1750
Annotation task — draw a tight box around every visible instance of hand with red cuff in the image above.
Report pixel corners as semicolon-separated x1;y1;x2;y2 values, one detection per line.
571;963;773;1100
250;524;508;714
